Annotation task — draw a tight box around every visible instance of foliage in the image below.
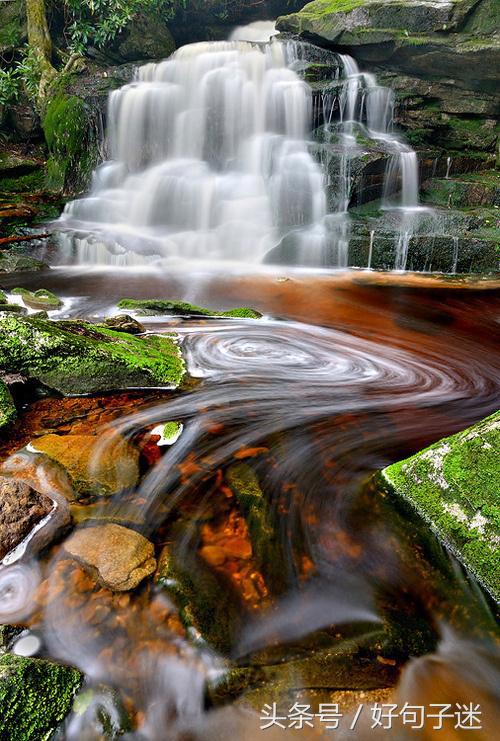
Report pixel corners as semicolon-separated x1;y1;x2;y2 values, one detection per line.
62;0;183;54
0;46;44;107
0;67;19;106
16;45;44;104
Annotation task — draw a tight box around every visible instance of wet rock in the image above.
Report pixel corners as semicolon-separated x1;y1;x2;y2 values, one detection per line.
32;433;139;498
117;298;262;319
110;12;175;62
12;287;63;311
101;314;145;334
380;411;500;602
0;653;82;740
422;171;500;209
0;314;185;394
0;379;16;430
0;477;55;561
0;252;48;273
64;523;156;591
70;684;132;738
0;302;27;314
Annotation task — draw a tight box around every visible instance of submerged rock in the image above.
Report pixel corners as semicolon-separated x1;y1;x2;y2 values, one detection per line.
117;298;262;319
0;314;184;395
0;379;16;430
380;411;500;601
0;653;82;740
64;523;156;591
32;433;139;498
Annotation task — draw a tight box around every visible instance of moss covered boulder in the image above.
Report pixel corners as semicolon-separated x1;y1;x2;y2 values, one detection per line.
117;298;262;319
42;95;100;193
380;412;500;601
0;314;184;395
0;653;82;740
12;287;63;311
0;252;48;273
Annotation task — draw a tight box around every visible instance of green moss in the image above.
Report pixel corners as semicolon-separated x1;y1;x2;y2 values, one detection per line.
381;411;500;601
0;253;48;274
12;287;62;310
0;653;82;740
0;170;45;194
117;298;262;319
42;95;97;193
0;379;16;430
0;314;185;394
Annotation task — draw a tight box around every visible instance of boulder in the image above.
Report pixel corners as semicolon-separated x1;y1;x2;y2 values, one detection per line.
32;433;139;498
64;523;156;591
380;411;500;601
12;287;62;311
0;477;54;560
0;314;185;395
111;12;175;62
100;314;145;335
0;653;82;741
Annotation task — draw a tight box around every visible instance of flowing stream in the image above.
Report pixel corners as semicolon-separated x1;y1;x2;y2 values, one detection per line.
0;267;499;738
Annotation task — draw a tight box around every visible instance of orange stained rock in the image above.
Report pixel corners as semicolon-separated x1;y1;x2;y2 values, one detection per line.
199;545;227;567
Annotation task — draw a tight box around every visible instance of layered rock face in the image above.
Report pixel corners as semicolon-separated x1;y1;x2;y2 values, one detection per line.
278;0;499;158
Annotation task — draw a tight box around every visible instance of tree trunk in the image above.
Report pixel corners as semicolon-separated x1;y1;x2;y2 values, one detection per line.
25;0;57;97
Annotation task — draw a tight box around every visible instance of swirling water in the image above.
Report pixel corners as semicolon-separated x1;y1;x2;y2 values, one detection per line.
0;271;498;738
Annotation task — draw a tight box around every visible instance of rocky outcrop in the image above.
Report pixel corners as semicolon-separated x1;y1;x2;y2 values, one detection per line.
278;0;499;159
380;411;500;602
0;314;185;395
64;523;156;591
0;379;16;431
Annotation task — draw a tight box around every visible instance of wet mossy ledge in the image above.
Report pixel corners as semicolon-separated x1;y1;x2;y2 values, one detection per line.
379;411;500;602
117;298;262;319
0;653;83;741
0;313;185;419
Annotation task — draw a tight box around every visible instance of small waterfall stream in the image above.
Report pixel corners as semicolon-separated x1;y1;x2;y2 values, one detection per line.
57;25;427;270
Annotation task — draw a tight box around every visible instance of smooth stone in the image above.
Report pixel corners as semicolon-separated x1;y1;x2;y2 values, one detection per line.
63;523;156;591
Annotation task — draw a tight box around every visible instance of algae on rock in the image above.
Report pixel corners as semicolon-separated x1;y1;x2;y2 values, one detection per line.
0;314;185;394
0;653;82;741
117;298;262;319
380;411;500;601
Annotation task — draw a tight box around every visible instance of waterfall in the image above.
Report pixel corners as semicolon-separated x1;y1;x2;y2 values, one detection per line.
58;32;329;266
56;29;428;272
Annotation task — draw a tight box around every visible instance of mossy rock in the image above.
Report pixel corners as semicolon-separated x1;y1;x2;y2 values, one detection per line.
380;411;500;601
117;298;262;319
0;314;184;395
0;252;48;273
12;287;63;311
0;379;16;431
0;653;82;740
42;95;100;193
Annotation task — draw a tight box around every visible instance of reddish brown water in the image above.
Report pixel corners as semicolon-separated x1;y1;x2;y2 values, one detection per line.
0;269;499;739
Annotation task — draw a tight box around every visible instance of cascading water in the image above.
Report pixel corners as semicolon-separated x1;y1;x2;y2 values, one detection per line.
58;32;328;267
56;27;428;270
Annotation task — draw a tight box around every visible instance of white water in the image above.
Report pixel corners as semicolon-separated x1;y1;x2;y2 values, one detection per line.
57;27;426;270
